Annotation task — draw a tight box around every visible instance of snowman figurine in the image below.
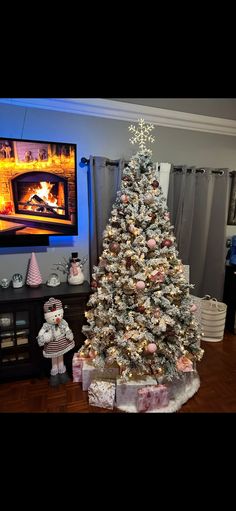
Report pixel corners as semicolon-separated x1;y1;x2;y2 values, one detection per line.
67;252;85;286
37;297;75;386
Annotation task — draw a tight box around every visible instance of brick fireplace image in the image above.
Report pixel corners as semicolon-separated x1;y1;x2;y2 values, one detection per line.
0;139;77;235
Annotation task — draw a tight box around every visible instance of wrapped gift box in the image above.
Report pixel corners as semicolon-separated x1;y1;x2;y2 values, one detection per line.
72;353;88;383
88;379;116;410
137;384;169;412
82;361;119;391
116;375;157;412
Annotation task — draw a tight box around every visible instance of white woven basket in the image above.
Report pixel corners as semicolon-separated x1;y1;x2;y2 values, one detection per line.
201;296;227;342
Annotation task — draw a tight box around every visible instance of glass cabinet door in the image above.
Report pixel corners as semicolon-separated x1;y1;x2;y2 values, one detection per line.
0;310;30;366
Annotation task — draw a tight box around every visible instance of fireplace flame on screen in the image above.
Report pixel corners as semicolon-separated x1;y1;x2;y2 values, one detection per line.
21;181;64;215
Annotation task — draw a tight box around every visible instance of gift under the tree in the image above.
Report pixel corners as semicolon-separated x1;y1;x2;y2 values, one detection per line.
88;379;116;410
137;384;169;412
82;360;119;391
72;353;88;383
116;375;157;412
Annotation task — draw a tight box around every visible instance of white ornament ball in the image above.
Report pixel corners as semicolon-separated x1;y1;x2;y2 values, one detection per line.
136;281;145;291
147;239;156;249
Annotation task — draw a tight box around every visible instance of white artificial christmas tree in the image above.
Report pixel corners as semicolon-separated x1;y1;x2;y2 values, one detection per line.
78;119;204;412
26;252;43;287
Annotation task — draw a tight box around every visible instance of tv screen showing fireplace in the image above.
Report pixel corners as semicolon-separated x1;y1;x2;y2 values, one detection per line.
0;137;78;238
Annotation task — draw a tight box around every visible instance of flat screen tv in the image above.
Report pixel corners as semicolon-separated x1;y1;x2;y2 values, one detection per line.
0;137;77;246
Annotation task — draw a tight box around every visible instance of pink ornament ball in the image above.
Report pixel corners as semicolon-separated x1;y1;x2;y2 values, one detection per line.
136;281;145;291
121;194;129;203
147;239;156;249
190;304;197;312
146;343;157;354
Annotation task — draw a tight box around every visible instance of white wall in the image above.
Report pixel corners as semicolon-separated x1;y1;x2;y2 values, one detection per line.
0;102;236;284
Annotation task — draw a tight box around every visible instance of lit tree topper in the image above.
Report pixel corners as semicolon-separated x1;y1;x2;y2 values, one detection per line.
129;118;155;155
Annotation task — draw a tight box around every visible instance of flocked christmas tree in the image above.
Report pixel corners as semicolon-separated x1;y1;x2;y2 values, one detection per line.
79;119;204;382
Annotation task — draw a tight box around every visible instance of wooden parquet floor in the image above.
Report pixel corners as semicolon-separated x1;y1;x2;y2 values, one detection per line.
0;331;236;413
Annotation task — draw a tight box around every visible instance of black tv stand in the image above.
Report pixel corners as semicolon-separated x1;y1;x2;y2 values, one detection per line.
0;235;49;247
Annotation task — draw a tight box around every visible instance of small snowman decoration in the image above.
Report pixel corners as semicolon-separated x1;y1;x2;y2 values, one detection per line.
37;297;75;386
68;252;86;286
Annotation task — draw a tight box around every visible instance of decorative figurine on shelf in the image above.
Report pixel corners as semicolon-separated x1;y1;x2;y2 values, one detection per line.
46;273;61;287
12;273;24;288
52;252;87;286
1;278;10;289
37;297;75;387
68;252;86;285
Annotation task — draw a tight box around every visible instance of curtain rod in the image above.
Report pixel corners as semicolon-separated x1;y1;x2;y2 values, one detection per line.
173;167;235;176
80;157;119;167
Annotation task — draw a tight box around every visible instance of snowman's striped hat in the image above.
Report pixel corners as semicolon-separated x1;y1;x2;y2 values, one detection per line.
44;297;63;313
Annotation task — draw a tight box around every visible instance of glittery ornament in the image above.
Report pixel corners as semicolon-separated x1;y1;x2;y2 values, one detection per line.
99;258;107;268
146;251;155;260
190;304;197;312
150;213;156;222
150;270;165;283
154;308;160;318
137;305;145;313
161;239;172;248
123;285;134;295
126;257;132;268
109;242;120;254
152;180;159;189
121;194;129;203
144;194;154;205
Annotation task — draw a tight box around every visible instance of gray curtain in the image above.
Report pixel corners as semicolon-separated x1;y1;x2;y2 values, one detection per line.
228;171;236;225
167;166;230;300
88;156;124;278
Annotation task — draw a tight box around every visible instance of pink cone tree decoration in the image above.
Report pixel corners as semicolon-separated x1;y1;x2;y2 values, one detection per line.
26;252;43;287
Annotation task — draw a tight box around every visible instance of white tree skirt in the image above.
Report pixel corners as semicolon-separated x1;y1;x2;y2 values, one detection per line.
116;373;200;413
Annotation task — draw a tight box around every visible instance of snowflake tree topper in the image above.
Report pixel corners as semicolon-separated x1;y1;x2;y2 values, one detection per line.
128;118;155;155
